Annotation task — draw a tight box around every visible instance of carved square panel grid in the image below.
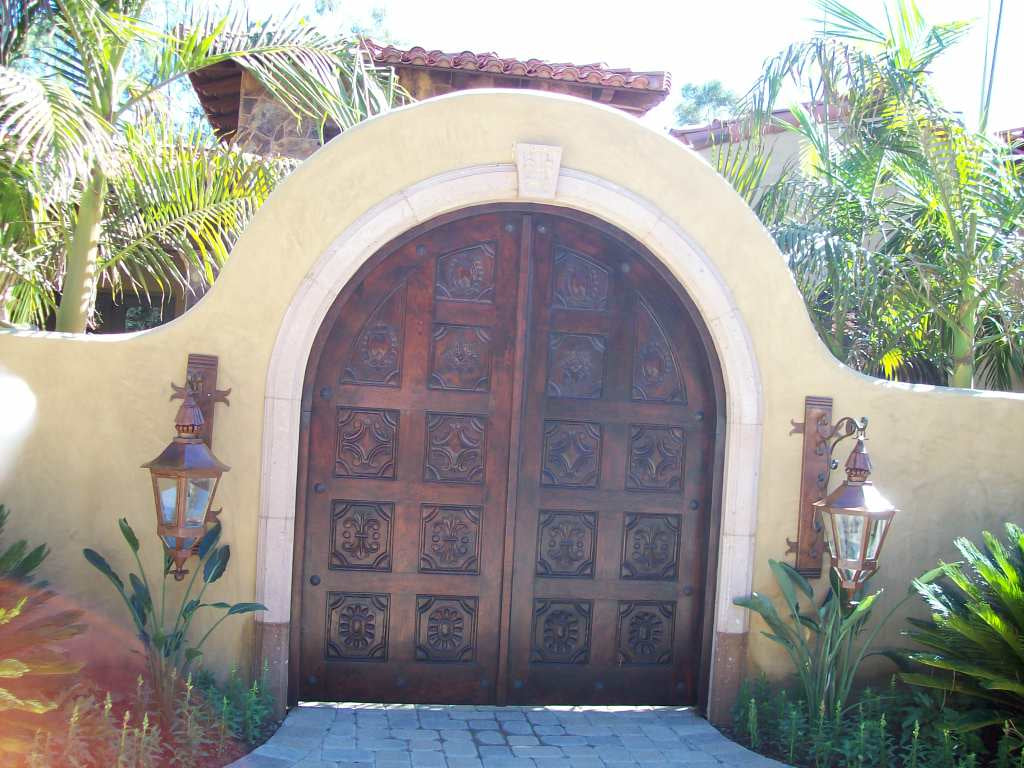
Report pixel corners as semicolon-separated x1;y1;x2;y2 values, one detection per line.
419;505;482;575
530;599;592;664
325;592;389;662
415;595;478;663
626;424;685;492
428;324;492;392
435;243;496;303
540;420;602;488
615;601;675;665
335;408;399;479
552;248;609;311
329;500;393;571
620;513;682;581
546;333;606;399
424;413;487;485
535;510;597;579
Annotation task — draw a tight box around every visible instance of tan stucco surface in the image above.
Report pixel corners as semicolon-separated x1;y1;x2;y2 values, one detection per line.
1;90;1022;688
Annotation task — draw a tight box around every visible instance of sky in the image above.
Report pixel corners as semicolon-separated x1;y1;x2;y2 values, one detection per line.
242;0;1022;134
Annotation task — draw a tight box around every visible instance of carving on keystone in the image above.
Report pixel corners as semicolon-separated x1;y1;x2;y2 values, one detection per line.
515;143;562;199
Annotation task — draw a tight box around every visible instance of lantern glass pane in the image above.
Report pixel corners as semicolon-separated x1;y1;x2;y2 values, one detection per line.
865;517;890;560
836;512;865;561
820;509;837;558
185;478;213;527
162;535;177;549
156;477;178;525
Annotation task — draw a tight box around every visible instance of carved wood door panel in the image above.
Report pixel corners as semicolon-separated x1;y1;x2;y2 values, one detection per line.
299;213;522;703
504;216;716;705
298;209;716;706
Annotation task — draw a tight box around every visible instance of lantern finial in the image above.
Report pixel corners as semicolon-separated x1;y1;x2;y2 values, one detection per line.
844;435;872;484
173;380;205;439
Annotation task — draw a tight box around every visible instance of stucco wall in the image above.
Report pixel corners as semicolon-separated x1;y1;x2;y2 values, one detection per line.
1;90;1022;700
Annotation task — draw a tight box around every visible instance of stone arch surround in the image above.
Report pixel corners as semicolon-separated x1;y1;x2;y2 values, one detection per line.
257;161;764;719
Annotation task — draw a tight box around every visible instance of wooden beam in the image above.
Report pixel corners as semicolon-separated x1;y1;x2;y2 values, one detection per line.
192;75;241;97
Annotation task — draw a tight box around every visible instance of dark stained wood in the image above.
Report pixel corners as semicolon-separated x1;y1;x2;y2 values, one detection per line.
787;396;834;577
503;215;716;705
295;207;719;707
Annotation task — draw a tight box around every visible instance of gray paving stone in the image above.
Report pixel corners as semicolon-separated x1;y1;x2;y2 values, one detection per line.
593;747;635;764
230;755;293;768
411;751;448;768
481;758;536;768
255;742;316;761
507;736;539;746
477;746;513;758
540;735;586;747
441;729;475;741
447;759;483;768
469;719;501;730
360;739;409;751
323;748;375;762
475;731;508;745
511;747;562;759
501;721;535;735
375;751;412;764
444;742;480;757
410;740;443;751
533;726;565;736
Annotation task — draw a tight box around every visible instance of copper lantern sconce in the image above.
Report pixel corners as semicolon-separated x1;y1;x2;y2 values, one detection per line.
812;417;899;599
142;355;231;580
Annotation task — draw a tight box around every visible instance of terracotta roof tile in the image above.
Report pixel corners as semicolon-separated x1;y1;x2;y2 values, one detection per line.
365;41;669;93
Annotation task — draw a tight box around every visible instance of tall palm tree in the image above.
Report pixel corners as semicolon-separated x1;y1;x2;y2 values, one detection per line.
0;0;402;332
719;0;1023;389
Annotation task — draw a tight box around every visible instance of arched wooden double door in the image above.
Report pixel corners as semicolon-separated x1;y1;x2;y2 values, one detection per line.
296;208;719;706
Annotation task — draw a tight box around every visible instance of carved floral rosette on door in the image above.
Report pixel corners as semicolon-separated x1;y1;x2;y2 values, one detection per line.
298;209;716;706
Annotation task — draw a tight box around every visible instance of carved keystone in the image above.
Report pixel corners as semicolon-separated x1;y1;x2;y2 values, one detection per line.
515;143;562;199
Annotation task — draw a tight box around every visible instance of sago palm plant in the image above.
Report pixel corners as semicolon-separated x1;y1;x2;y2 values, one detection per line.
0;0;403;331
903;522;1024;736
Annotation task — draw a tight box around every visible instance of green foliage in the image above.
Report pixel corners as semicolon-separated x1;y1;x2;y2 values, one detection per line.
731;677;1005;767
723;0;1023;389
0;0;406;331
0;504;86;762
902;522;1024;737
674;80;737;126
83;518;266;724
734;559;924;723
194;661;277;748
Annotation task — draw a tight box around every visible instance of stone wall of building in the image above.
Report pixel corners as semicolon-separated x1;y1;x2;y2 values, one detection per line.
235;71;322;160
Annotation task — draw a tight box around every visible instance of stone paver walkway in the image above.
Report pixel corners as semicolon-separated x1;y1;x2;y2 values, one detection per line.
229;703;788;768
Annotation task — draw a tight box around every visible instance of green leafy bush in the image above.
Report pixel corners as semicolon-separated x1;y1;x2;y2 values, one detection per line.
731;676;1006;768
194;661;277;748
83;518;265;724
734;560;928;722
903;522;1024;737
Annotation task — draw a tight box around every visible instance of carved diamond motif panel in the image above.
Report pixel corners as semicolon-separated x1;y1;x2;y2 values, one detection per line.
546;333;606;399
435;243;496;303
620;513;682;581
325;592;389;662
615;601;675;665
552;248;609;311
335;408;399;479
632;301;685;403
329;500;393;571
415;595;478;663
424;413;487;484
535;510;596;578
419;505;482;574
530;599;592;664
341;284;405;387
541;420;602;488
429;324;492;392
626;424;685;492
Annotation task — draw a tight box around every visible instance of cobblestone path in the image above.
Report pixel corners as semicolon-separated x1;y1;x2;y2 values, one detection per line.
229;703;788;768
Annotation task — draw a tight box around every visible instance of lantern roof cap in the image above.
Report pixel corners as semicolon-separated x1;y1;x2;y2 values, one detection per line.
142;438;230;474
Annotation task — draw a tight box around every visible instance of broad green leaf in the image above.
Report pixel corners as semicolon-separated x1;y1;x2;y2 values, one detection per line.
118;518;139;553
82;549;124;594
227;602;267;615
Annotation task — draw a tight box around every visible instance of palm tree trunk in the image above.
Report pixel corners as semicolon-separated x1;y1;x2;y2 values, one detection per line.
950;302;977;389
55;168;106;332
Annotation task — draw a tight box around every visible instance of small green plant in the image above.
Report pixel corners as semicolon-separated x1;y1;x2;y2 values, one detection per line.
83;518;265;724
902;522;1024;744
735;560;934;724
195;661;277;747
